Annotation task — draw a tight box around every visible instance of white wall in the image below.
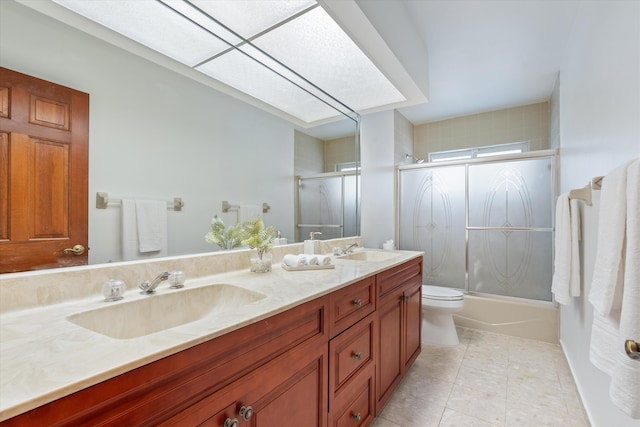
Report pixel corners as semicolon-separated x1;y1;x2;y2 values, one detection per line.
558;2;640;426
0;1;296;264
360;111;396;248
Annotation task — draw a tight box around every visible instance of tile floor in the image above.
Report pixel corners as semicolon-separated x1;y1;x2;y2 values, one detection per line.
372;328;590;427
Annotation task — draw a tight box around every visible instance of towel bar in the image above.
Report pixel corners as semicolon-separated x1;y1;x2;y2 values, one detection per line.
96;192;183;211
222;201;270;213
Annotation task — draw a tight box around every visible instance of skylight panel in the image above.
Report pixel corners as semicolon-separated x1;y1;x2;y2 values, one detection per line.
250;7;406;112
196;50;340;123
52;0;227;67
190;0;317;39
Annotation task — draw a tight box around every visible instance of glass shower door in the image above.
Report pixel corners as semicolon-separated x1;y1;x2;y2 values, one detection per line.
467;158;553;300
298;175;344;240
398;155;555;301
398;165;466;289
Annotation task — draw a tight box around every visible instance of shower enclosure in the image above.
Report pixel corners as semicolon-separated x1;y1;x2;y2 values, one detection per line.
296;172;359;242
398;152;555;302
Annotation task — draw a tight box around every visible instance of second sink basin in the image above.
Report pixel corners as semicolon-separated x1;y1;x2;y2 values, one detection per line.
67;284;267;339
338;250;401;262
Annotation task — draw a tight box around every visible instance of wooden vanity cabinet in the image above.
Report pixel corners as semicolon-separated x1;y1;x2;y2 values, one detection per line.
2;257;423;427
0;296;329;427
375;257;422;414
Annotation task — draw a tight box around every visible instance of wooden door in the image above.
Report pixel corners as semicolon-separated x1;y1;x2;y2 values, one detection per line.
0;67;89;273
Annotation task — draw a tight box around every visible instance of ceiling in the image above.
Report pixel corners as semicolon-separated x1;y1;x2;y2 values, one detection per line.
308;0;582;137
387;0;581;124
19;0;582;137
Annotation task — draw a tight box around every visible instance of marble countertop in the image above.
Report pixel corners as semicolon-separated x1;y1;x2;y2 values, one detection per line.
0;249;422;421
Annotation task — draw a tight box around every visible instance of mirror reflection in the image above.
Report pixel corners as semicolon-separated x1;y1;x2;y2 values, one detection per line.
0;0;360;269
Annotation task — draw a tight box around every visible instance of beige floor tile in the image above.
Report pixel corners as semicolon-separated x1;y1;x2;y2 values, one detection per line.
446;382;506;425
397;369;454;407
368;329;589;427
370;416;402;427
377;391;445;427
439;408;502;427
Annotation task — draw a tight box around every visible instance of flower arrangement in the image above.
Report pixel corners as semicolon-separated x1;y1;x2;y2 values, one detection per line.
240;216;276;260
205;215;244;250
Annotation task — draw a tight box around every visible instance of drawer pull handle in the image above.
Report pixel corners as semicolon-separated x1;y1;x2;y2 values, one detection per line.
353;351;363;360
223;418;239;427
352;412;362;421
353;299;362;307
239;405;254;421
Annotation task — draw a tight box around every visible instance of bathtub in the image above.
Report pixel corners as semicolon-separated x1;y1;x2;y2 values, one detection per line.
453;294;559;343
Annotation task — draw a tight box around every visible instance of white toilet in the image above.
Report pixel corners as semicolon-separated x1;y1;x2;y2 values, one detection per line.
421;285;465;346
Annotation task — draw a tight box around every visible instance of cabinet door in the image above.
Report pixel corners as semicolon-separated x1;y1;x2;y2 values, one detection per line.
404;282;422;371
375;289;404;412
160;337;327;427
245;337;328;427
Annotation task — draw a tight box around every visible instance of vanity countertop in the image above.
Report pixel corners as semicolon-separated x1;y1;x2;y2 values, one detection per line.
0;249;422;421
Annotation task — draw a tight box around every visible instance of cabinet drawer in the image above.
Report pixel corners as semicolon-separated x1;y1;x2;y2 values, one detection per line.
329;313;375;396
377;257;422;301
329;364;375;427
329;276;375;337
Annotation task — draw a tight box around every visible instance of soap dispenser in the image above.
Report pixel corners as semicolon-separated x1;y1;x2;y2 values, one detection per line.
304;232;322;255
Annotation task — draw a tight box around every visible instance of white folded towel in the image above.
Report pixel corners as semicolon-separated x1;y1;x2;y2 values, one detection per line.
307;256;319;266
283;254;308;267
551;193;582;305
316;255;332;265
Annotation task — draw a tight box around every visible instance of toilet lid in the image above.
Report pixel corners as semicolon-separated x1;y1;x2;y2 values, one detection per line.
422;285;464;301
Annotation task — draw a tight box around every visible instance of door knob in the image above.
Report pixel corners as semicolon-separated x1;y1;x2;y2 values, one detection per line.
63;244;85;255
625;340;640;360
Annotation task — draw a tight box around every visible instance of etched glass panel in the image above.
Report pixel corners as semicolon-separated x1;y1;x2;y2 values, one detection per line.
298;176;343;240
468;158;552;228
399;165;466;289
468;230;553;301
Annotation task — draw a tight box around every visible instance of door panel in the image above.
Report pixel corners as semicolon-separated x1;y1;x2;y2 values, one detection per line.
0;67;89;272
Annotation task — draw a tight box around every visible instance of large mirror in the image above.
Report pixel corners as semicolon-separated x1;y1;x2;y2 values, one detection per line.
0;0;360;267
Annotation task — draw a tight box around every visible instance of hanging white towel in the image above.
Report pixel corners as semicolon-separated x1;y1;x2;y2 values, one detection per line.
609;159;640;419
551;193;581;305
589;162;629;316
135;199;167;253
589;158;640;419
121;199;168;261
121;199;139;261
239;204;261;224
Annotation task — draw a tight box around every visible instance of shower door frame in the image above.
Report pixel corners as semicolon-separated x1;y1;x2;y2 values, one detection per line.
397;149;557;301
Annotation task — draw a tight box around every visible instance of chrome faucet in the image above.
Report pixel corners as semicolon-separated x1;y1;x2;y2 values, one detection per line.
344;242;359;254
139;272;170;294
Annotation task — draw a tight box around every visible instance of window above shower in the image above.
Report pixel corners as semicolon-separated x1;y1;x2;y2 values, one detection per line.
429;141;530;163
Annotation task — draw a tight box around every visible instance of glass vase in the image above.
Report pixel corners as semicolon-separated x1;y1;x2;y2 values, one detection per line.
249;251;272;273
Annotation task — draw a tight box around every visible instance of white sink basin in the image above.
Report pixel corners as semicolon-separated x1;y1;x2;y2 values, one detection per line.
67;284;267;339
338;250;401;262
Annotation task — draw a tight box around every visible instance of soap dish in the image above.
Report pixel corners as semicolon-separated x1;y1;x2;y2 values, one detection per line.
281;264;335;271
